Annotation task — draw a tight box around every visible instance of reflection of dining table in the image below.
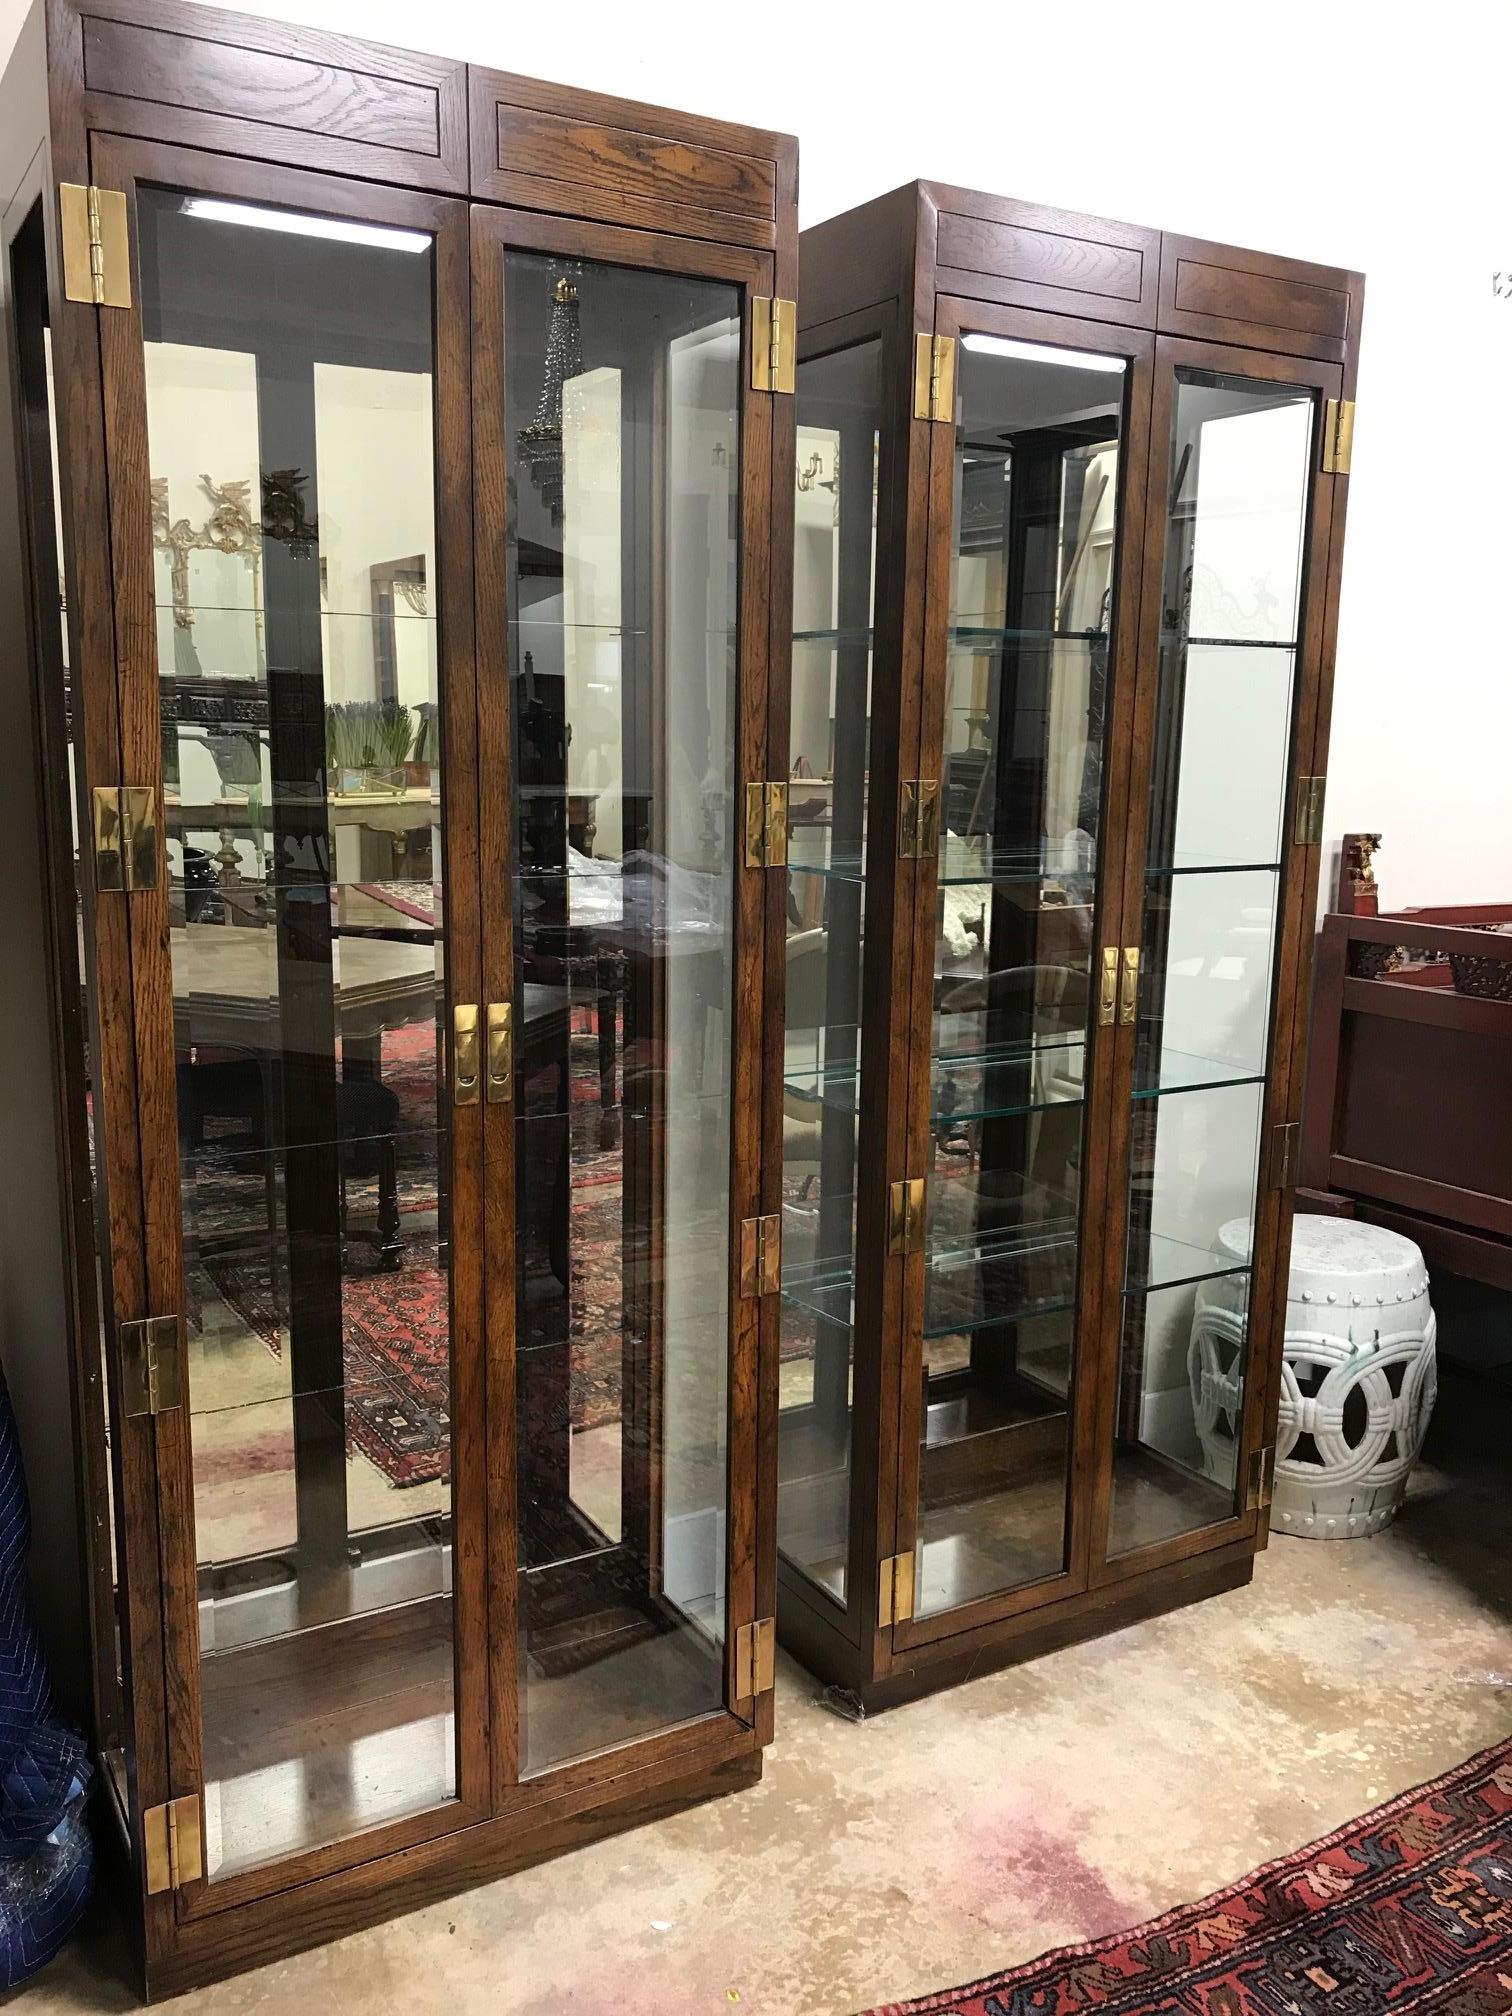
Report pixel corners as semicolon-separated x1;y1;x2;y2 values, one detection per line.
172;922;571;1076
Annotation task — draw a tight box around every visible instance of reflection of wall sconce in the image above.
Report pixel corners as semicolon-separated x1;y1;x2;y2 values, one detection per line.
796;443;840;524
712;442;726;467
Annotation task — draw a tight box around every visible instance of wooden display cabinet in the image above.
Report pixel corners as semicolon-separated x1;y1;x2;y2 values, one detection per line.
0;0;795;1991
775;183;1362;1710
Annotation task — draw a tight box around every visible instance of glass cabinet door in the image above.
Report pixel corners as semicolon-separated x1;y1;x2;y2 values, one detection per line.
777;336;882;1611
97;148;483;1892
493;244;748;1776
900;312;1142;1630
1105;353;1331;1563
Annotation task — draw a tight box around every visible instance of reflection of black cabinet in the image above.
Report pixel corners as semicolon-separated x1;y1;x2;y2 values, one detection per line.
776;181;1362;1712
2;0;797;1989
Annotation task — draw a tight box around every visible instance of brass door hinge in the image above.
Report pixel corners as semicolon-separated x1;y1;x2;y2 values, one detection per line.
453;1004;481;1106
733;1616;776;1702
60;184;131;308
897;778;940;859
878;1550;915;1626
1246;1444;1276;1512
1270;1119;1300;1191
887;1176;926;1257
485;1001;513;1105
913;332;956;423
1293;773;1326;846
120;1315;182;1418
744;780;789;867
1321;397;1355;475
750;297;796;395
1119;945;1140;1026
143;1793;203;1893
92;784;158;892
739;1213;781;1297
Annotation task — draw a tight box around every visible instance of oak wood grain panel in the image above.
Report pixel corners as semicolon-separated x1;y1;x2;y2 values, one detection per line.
72;0;467;190
83;15;440;152
924;183;1158;326
495;102;774;222
1158;232;1363;361
938;211;1144;302
1172;256;1349;340
470;67;791;251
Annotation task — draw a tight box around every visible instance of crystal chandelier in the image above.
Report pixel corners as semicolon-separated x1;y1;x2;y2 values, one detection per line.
519;273;583;526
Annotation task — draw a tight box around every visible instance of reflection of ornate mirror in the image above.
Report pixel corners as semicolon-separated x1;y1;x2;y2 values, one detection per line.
151;472;261;630
369;554;429;706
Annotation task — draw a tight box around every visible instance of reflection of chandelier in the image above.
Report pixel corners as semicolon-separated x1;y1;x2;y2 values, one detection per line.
519;273;583;526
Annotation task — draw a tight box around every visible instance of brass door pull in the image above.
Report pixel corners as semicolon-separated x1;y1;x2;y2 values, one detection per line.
1119;945;1141;1026
453;1004;480;1106
1099;947;1118;1027
486;1002;513;1104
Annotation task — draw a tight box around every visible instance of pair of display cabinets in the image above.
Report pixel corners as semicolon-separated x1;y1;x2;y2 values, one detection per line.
0;0;1360;1992
774;187;1360;1707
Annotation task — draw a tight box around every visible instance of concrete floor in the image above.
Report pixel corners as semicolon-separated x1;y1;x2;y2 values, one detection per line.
24;1442;1512;2016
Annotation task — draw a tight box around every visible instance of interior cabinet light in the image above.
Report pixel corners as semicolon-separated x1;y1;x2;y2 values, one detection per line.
961;332;1125;372
181;197;430;253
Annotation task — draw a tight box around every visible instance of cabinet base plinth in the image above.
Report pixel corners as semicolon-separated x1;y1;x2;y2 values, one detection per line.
781;1544;1255;1717
138;1743;763;2001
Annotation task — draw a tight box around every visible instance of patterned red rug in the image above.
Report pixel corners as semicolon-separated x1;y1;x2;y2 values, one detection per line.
861;1738;1512;2015
194;1015;623;1489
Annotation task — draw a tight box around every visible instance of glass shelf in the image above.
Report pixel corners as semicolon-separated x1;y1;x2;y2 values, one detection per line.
1144;853;1283;877
1163;633;1298;652
792;624;1110;651
783;1045;1086;1127
949;625;1108;651
1131;1043;1265;1101
1125;1235;1251;1296
785;828;1098;893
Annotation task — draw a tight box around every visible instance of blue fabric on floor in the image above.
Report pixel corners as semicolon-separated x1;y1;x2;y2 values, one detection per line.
0;1371;93;1986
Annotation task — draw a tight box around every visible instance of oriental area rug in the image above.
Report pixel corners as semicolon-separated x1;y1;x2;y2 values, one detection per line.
860;1738;1512;2015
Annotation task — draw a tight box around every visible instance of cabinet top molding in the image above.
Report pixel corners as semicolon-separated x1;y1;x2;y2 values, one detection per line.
800;178;1364;370
29;0;797;249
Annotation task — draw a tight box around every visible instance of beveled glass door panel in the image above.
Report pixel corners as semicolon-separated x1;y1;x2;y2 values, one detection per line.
499;250;742;1777
102;149;483;1891
905;317;1142;1626
1107;360;1324;1561
777;337;882;1610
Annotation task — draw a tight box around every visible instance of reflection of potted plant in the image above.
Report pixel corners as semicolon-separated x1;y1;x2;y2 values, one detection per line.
407;701;437;788
326;699;413;794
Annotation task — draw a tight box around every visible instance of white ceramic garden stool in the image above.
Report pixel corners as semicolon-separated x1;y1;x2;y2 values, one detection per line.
1189;1215;1436;1539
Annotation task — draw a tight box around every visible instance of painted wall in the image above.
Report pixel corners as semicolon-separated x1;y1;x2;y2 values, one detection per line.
2;0;1507;907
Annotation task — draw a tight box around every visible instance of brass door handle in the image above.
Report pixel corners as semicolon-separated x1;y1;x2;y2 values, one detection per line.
486;1002;513;1104
453;1004;480;1106
1099;947;1118;1027
1119;946;1141;1027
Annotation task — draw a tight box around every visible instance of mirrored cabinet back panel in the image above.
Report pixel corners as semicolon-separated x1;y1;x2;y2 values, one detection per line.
1;0;795;1990
776;181;1360;1711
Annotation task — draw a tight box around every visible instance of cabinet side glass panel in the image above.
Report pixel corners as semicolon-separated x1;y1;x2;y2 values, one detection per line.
10;205;128;1790
916;333;1127;1619
137;186;457;1877
501;253;740;1777
777;339;881;1610
1109;367;1315;1556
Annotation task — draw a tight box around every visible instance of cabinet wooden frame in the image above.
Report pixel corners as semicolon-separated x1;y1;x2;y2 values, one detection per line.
469;201;785;1789
1;0;796;1992
777;180;1362;1709
90;131;492;1923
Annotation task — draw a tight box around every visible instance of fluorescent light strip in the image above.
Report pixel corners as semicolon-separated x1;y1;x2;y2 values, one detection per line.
961;332;1125;373
181;197;430;255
